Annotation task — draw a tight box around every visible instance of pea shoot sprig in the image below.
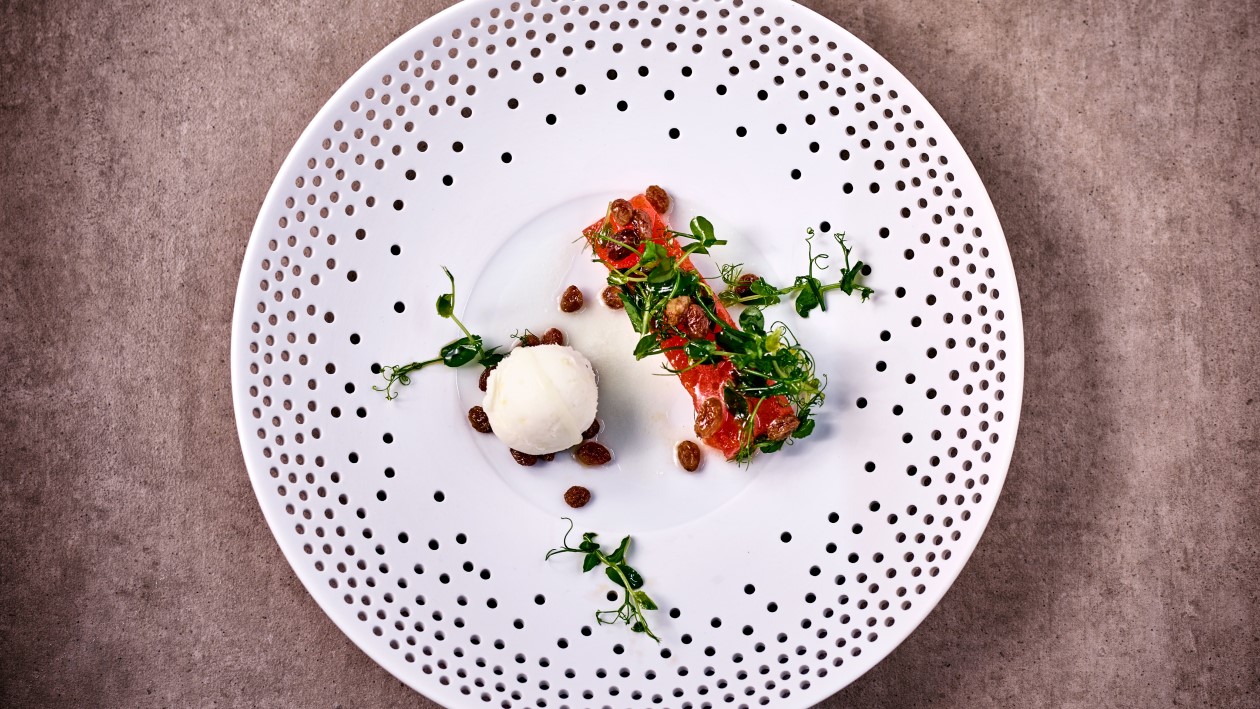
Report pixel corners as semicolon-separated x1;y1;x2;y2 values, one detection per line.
373;267;504;400
718;229;874;317
545;519;660;642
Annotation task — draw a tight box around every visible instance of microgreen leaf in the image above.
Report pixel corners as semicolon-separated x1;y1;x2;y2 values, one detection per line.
607;536;631;565
715;326;753;354
633;333;661;360
605;566;627;588
763;327;784;354
793;415;816;439
723;383;749;418
690;215;715;242
582;552;601;573
479;346;506;368
684;339;718;364
758;438;786;454
620;292;645;331
619;565;645;590
646;257;676;284
634;591;658;611
739;306;765;334
440;336;483;367
435;266;456;318
793;276;824;317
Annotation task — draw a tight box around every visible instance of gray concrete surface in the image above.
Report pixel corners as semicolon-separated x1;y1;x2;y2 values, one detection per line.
1;0;1258;706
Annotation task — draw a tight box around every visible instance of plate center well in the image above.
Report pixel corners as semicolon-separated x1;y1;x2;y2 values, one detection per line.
459;192;769;532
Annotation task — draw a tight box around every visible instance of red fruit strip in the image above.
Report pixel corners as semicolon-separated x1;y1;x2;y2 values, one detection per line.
584;194;795;459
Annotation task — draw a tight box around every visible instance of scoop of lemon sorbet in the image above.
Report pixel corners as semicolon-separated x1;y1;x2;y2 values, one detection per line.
483;345;598;455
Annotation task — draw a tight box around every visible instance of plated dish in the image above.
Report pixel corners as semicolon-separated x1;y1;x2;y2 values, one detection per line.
231;1;1023;706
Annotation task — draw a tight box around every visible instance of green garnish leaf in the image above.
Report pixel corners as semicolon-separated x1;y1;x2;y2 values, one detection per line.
793;276;824;317
605;566;627;588
619;564;645;590
758;438;786;454
684;339;718;364
633;333;661;360
646;257;676;284
793;414;816;439
690;215;715;242
715;326;753;354
582;552;602;573
763;326;785;354
634;591;658;610
619;291;645;331
479;346;505;368
607;536;631;565
723;382;749;418
440;335;483;367
435;266;456;318
436;293;454;318
739;306;765;334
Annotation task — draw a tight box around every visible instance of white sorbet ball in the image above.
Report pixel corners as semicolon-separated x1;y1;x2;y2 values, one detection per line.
483;345;598;455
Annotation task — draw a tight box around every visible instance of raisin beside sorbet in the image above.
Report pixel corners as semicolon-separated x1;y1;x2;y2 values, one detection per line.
574;441;612;466
541;327;565;345
467;406;492;433
581;419;600;440
510;449;538;466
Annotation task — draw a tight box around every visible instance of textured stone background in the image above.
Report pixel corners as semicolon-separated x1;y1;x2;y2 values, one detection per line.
2;0;1257;706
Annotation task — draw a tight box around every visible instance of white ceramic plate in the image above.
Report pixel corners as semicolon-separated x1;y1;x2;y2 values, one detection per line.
231;1;1023;706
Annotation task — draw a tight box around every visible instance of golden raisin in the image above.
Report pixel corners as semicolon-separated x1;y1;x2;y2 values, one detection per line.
766;414;801;441
563;485;592;508
510;449;538;466
541;327;565;346
609;198;634;226
645;185;671;214
631;209;654;242
574;440;612;466
582;419;600;440
681;303;711;339
676;440;702;472
694;397;724;438
664;296;692;327
478;366;495;392
601;285;625;309
559;285;584;313
467;406;492;433
733;273;759;298
606;227;641;261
